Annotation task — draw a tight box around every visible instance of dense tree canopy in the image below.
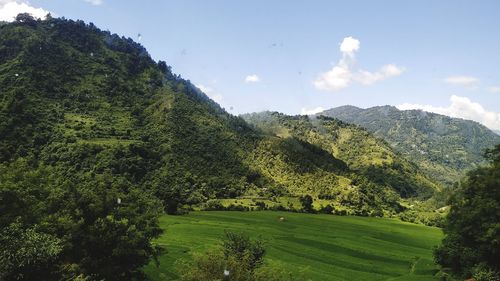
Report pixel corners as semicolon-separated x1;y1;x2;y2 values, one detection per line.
434;144;500;279
321;105;500;188
0;159;163;280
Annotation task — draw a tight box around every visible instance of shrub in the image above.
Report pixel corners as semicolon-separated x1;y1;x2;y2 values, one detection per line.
319;204;334;214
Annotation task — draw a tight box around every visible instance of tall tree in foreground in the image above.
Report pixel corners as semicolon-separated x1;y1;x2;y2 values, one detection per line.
0;159;163;280
434;144;500;280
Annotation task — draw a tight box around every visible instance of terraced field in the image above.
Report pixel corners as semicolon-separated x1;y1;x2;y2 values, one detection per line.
144;211;443;281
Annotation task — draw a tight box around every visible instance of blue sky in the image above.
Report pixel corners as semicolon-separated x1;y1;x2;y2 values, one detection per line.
1;0;500;130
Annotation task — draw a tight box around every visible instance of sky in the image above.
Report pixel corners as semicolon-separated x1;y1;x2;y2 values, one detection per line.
1;0;500;131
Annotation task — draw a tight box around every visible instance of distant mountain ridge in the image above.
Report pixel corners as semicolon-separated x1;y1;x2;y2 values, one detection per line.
242;111;440;199
318;105;500;186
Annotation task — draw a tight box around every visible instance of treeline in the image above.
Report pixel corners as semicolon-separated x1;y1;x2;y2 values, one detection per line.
434;144;500;280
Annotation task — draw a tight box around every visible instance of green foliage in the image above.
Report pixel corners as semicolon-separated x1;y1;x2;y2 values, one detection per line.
299;195;314;213
472;264;500;281
222;231;266;271
434;144;500;279
321;105;500;187
0;159;163;280
0;223;63;280
243;112;440;214
398;210;445;227
178;231;296;281
178;249;298;281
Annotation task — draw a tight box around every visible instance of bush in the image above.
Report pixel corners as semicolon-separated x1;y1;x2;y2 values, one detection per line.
299;195;314;213
255;201;267;210
472;264;500;281
204;200;225;211
178;231;301;281
319;204;334;214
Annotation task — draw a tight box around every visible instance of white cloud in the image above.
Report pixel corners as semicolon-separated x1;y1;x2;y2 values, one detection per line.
487;86;500;93
356;64;405;85
0;0;49;22
245;74;260;83
339;36;360;57
313;36;404;92
313;65;352;91
300;107;325;115
444;76;479;86
397;95;500;130
196;84;223;103
84;0;103;5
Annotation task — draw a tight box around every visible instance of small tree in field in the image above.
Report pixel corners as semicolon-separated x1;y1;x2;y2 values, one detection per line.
178;231;301;281
222;231;265;271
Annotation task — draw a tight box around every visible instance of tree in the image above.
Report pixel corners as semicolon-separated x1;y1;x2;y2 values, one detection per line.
15;13;36;24
222;231;266;272
178;231;299;281
299;195;314;213
0;223;63;280
0;160;164;280
434;144;500;279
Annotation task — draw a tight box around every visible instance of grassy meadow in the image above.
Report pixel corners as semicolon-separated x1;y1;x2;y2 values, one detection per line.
144;211;443;281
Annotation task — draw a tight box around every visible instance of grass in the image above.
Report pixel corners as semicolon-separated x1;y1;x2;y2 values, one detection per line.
144;211;443;281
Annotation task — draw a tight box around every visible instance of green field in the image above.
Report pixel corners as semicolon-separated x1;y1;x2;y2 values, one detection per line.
144;211;443;281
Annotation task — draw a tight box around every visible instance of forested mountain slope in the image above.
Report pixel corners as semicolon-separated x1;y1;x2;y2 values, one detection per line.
243;112;439;199
0;16;441;218
320;105;500;186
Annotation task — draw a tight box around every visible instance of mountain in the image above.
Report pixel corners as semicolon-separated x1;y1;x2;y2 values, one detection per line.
242;111;440;199
0;16;441;218
320;105;500;186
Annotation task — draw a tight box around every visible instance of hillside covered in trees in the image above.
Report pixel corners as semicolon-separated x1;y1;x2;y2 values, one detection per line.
320;105;500;187
0;15;449;279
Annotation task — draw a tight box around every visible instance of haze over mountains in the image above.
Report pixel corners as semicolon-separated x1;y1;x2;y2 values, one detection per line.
318;105;500;186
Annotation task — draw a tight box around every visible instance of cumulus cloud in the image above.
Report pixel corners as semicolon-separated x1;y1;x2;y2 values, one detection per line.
245;74;260;83
444;76;479;86
313;37;404;92
196;84;222;103
84;0;103;5
339;36;360;57
313;65;352;91
397;95;500;130
300;107;325;115
0;0;50;22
